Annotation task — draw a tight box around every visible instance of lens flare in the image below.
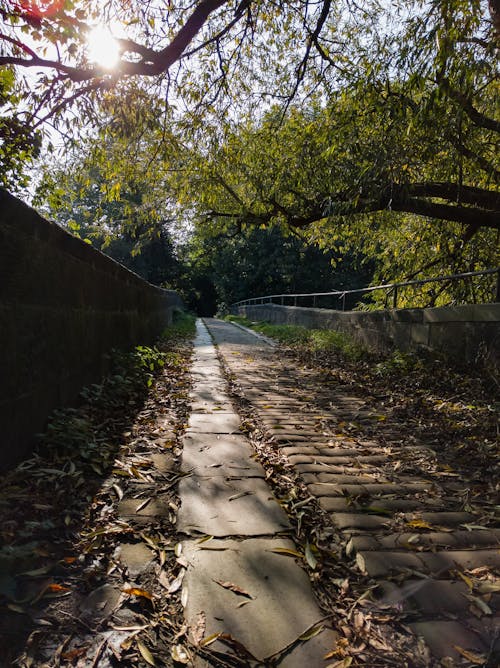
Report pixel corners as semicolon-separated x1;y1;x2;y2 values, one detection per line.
86;26;121;68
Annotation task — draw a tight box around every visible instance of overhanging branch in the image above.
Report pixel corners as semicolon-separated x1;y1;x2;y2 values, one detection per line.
0;0;232;81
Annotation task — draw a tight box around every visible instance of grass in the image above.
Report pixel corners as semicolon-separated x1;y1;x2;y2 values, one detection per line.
162;308;196;342
224;314;366;360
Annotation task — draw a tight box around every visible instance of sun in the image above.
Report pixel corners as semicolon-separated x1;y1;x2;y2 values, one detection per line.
86;26;121;68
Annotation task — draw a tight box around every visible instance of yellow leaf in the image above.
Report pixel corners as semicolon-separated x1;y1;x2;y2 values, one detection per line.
299;623;324;641
269;547;303;558
123;587;153;601
456;571;473;590
406;519;433;529
137;640;155;666
200;633;221;647
452;646;486;664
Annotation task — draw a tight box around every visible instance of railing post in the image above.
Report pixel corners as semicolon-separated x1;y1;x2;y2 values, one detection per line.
313;295;317;308
281;296;284;305
393;286;398;309
342;294;346;311
294;296;297;306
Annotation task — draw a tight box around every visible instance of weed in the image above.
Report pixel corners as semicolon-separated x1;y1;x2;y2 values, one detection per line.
162;309;196;342
374;350;421;376
224;315;367;360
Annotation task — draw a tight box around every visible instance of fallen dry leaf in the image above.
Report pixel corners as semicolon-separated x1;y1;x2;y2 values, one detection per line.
269;547;303;558
200;633;221;647
168;569;186;593
137;640;155;666
214;580;254;599
452;646;486;664
123;587;153;601
171;644;189;664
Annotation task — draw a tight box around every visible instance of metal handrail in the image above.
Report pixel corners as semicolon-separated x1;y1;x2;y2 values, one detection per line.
232;268;500;311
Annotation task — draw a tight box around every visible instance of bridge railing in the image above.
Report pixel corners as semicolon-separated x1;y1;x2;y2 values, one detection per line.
232;268;500;311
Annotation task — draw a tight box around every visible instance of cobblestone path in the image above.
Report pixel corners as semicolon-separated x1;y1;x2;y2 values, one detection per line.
203;318;500;665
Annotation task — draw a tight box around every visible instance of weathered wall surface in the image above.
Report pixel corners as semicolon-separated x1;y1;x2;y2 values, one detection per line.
0;189;183;469
234;302;500;366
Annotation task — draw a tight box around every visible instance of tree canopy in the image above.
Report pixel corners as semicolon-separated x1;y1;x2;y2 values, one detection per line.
2;0;499;302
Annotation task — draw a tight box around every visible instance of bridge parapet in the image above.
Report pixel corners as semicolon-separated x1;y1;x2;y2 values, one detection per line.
0;189;183;469
233;302;500;368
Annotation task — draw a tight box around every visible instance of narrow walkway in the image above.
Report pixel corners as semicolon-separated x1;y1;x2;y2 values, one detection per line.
200;318;500;665
178;320;336;666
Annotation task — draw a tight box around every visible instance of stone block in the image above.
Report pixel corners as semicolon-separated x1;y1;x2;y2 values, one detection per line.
423;303;500;323
187;412;242;434
410;323;430;346
182;538;337;665
409;620;489;659
177;476;290;536
181;433;265;477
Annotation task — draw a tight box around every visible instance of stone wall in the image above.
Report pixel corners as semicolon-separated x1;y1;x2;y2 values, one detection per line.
0;189;183;469
234;302;500;367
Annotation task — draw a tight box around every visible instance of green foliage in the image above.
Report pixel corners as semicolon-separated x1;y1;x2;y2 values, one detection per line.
179;225;372;314
43;344;165;457
374;350;423;377
7;0;496;306
225;316;366;360
162;310;197;343
41;315;193;459
0;68;42;189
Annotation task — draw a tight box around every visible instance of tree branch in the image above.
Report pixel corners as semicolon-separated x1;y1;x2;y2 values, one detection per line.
440;78;500;134
212;180;500;232
450;137;500;183
389;197;499;230
407;182;500;209
0;0;232;81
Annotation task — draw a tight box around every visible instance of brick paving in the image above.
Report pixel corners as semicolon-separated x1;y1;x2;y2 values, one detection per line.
205;317;500;664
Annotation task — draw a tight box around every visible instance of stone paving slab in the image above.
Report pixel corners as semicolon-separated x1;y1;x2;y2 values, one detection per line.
296;453;390;464
349;529;500;551
189;403;234;414
408;620;492;659
187;412;242;434
205;317;500;662
181;433;265;477
182;538;336;666
301;472;389;484
149;453;176;473
287;450;378;464
409;511;476;525
178;469;290;536
331;512;392;530
79;584;123;624
295;462;384;475
116;542;155;578
357;548;500;576
307;482;434;497
190;383;228;398
118;495;172;518
319;496;441;513
378;578;500;614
